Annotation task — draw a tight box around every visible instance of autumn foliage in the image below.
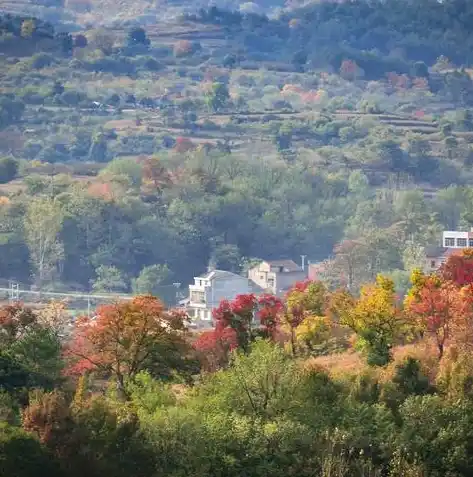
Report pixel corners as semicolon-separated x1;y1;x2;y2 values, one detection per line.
174;136;195;153
439;248;473;286
193;327;238;371
0;302;37;345
406;278;459;359
65;296;190;389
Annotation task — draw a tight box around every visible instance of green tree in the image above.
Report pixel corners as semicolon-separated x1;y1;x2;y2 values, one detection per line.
24;198;64;287
100;158;143;188
223;53;237;69
132;264;171;296
88;132;108;162
212;243;241;273
205;82;230;112
195;340;299;419
402;240;426;272
92;265;127;293
274;123;293;151
127;27;150;47
0;157;18;184
89;29;116;55
444;136;458;159
0;302;63;393
412;61;429;78
0;96;25;129
0;424;63;477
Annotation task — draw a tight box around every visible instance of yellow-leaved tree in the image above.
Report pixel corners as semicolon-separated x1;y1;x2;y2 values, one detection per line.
337;275;405;366
283;280;329;356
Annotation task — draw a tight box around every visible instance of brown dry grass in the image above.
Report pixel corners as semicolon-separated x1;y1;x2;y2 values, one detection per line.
104;119;139;130
306;348;364;375
306;339;441;383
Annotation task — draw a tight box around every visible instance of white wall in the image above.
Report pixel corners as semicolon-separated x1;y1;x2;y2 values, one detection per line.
443;231;472;248
188;275;251;326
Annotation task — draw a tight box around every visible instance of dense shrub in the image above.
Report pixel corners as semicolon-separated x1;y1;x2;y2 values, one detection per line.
0;157;18;183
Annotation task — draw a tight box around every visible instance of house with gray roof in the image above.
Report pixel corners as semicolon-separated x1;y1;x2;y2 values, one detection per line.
247;259;306;296
187;269;260;328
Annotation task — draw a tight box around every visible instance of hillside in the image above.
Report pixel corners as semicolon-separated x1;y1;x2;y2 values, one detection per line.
4;4;473;477
2;0;473;297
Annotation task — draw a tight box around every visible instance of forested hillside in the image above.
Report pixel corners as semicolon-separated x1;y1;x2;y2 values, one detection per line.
2;0;473;298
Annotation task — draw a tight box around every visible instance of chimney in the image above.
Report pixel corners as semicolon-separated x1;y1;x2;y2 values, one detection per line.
207;257;216;272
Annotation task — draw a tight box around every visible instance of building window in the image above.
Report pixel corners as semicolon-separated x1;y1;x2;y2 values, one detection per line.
457;238;467;247
430;260;436;268
267;278;275;288
190;291;205;304
445;237;455;247
260;274;265;280
469;239;473;247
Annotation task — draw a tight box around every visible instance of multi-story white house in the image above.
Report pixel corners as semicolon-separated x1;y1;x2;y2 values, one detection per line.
186;269;255;327
248;260;306;296
442;229;473;248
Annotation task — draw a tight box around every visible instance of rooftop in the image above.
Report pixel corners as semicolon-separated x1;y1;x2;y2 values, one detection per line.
198;269;246;281
265;259;303;272
425;246;464;258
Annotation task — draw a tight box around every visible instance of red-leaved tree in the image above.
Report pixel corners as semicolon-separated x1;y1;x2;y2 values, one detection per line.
256;294;284;339
64;296;190;393
406;278;459;359
193;328;238;372
213;294;257;352
212;293;284;353
439;249;473;286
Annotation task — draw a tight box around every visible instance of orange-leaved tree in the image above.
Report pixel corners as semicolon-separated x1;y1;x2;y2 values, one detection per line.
405;272;459;360
0;302;36;346
65;296;193;392
141;156;172;195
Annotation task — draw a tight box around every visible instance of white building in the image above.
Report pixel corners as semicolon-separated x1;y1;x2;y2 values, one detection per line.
187;269;255;327
424;229;473;272
442;229;473;248
248;260;306;296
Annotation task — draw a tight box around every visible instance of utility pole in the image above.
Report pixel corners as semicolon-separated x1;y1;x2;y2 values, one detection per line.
8;281;19;303
300;255;307;272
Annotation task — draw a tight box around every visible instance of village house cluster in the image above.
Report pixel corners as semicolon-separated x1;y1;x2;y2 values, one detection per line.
182;259;321;328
